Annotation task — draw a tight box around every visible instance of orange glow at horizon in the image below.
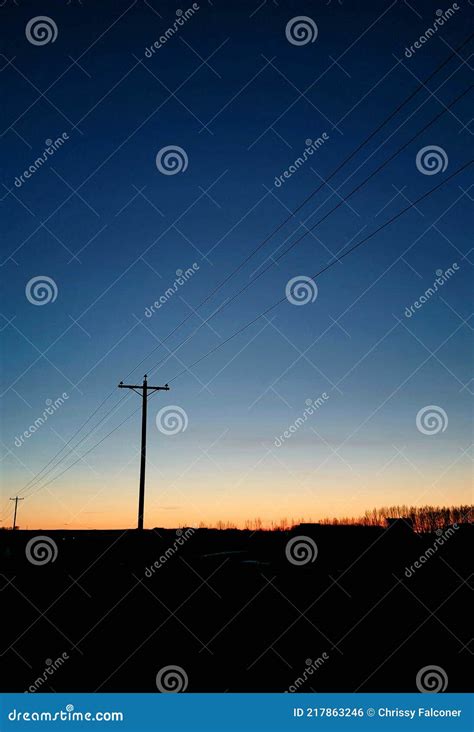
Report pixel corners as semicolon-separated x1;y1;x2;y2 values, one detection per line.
8;470;471;530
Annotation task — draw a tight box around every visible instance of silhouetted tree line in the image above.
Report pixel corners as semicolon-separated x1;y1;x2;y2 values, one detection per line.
316;505;472;532
196;505;472;532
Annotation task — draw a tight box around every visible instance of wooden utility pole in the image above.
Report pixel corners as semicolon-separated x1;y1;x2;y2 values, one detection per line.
9;496;24;530
118;375;169;530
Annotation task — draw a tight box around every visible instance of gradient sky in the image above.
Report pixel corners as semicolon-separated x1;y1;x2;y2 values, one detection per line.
1;0;472;529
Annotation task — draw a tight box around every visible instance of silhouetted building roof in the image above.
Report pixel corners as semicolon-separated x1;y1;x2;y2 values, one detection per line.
386;517;413;531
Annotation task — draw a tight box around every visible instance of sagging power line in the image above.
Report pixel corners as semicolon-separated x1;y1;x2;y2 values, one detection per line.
8;34;473;522
11;160;472;517
138;87;472;383
122;33;474;383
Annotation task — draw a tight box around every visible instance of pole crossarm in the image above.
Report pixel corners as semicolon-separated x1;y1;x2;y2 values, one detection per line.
118;380;169;396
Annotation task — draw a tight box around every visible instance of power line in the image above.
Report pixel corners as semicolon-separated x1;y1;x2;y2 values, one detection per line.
19;389;165;503
15;389;138;498
15;35;473;503
166;161;472;383
18;391;120;495
121;33;474;382
21;401;144;501
18;160;471;502
132;87;472;382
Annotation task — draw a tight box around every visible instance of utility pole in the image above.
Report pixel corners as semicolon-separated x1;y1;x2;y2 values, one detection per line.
118;375;169;530
10;496;24;530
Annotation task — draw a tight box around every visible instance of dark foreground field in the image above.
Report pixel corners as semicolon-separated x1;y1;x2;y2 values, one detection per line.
1;524;472;693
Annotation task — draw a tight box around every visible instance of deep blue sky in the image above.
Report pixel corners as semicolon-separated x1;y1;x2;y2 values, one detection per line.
1;0;472;528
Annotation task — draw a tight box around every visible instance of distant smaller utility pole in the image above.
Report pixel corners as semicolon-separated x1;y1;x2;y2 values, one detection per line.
9;496;24;530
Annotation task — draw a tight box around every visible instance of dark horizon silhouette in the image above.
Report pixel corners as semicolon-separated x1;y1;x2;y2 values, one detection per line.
2;516;472;693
